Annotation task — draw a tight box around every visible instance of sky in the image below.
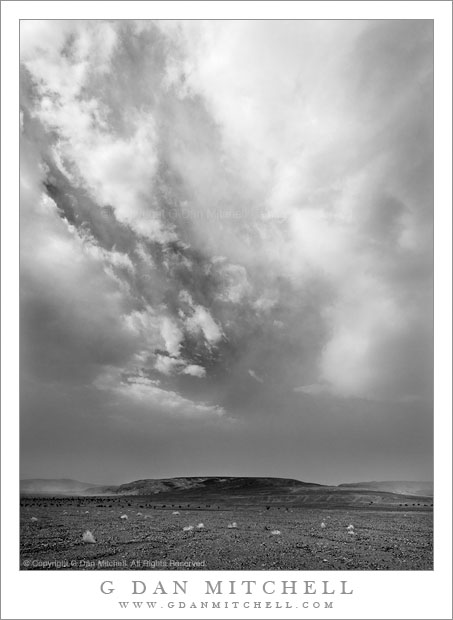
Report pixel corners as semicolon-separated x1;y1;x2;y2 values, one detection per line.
19;20;433;485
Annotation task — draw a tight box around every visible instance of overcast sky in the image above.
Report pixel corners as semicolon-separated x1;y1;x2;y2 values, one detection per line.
19;20;433;485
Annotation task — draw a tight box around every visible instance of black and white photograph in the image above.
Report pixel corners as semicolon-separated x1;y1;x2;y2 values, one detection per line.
2;2;452;618
17;17;437;574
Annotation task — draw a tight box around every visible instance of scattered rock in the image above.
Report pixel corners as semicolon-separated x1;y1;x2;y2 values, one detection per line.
82;530;96;544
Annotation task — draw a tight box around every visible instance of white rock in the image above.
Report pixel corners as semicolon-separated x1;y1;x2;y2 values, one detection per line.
183;525;194;532
120;514;128;520
271;530;281;535
82;530;96;544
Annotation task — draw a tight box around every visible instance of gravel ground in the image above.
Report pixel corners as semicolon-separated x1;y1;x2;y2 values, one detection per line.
20;498;433;571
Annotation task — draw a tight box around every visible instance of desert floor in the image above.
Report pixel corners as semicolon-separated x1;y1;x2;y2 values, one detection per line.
20;497;432;570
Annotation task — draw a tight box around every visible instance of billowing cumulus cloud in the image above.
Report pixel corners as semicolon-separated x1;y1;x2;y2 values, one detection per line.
20;20;433;483
185;305;224;346
182;364;207;378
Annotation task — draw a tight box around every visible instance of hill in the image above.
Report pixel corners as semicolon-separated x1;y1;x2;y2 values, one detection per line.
20;478;104;496
104;476;322;496
20;476;433;507
97;476;432;507
337;481;433;497
20;476;322;497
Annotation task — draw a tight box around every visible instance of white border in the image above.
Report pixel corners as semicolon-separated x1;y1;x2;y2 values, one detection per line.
2;2;451;619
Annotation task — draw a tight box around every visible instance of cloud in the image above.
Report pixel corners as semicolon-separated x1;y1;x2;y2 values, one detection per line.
95;371;224;419
20;136;141;384
22;21;176;244
159;19;433;401
185;305;224;346
215;262;250;304
248;370;264;384
20;20;433;483
21;21;433;405
160;317;184;357
123;309;164;351
154;354;206;379
294;383;328;396
182;364;206;378
154;355;183;376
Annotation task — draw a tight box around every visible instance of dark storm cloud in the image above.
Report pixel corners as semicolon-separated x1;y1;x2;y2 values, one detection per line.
20;20;433;483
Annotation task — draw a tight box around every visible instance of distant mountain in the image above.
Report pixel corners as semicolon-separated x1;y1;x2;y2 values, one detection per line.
338;481;433;497
106;476;323;496
20;478;104;496
20;476;322;497
20;476;434;507
82;476;433;508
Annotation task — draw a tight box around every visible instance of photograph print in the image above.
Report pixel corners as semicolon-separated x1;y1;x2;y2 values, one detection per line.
20;19;434;571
